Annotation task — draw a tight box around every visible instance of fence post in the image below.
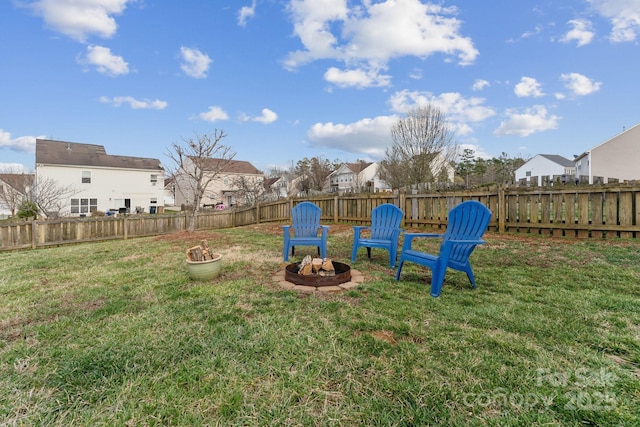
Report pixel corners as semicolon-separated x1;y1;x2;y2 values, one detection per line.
123;215;128;240
334;196;339;223
256;202;261;224
498;185;506;233
31;220;37;249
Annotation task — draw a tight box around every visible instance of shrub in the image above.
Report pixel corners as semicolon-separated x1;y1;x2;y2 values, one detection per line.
16;200;39;219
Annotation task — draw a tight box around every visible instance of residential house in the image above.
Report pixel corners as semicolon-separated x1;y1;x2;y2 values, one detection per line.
328;162;391;194
0;173;34;218
174;158;264;208
574;122;640;184
163;176;176;207
515;154;576;185
35;139;165;216
262;176;288;201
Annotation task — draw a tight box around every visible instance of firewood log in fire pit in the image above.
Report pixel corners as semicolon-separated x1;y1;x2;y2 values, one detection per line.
297;255;336;276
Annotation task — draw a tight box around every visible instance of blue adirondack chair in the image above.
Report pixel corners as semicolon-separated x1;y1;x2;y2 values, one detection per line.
351;203;404;268
282;202;329;262
395;200;491;297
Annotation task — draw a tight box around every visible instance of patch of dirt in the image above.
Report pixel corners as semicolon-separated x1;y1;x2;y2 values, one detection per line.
607;354;640;379
355;330;397;345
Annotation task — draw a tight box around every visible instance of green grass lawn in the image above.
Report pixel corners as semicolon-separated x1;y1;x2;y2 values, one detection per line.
1;223;639;426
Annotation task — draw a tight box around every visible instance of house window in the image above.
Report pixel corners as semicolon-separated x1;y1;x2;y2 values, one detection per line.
70;198;98;214
82;171;91;184
526;171;531;177
150;198;157;204
150;174;158;185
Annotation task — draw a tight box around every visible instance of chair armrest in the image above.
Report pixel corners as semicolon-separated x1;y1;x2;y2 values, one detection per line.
443;238;485;245
352;226;370;239
401;232;443;251
320;225;329;238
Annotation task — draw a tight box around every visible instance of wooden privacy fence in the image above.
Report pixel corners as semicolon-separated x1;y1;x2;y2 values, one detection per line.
2;184;640;251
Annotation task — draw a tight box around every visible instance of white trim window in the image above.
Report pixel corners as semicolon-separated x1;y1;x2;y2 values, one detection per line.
71;198;97;214
82;171;91;184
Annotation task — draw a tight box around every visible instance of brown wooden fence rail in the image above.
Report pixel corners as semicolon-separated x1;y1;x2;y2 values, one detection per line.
2;184;640;251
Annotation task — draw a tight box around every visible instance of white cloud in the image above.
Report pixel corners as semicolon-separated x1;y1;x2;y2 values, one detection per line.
199;106;229;122
521;24;544;39
514;77;544;98
0;163;29;173
82;45;129;76
494;105;560;137
285;0;478;88
409;68;423;80
0;129;37;153
307;115;398;159
100;96;167;109
472;79;490;91
180;47;212;79
243;108;278;124
324;67;391;88
588;0;640;42
29;0;132;42
561;19;595;46
560;72;602;96
238;1;256;27
388;90;496;135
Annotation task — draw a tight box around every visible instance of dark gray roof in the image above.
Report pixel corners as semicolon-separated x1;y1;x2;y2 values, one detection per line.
35;139;163;170
538;154;575;167
0;173;34;194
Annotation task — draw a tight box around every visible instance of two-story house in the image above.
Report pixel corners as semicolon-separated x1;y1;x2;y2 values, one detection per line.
174;158;264;208
515;154;576;185
329;162;391;194
0;173;34;218
574;122;640;184
35;139;165;216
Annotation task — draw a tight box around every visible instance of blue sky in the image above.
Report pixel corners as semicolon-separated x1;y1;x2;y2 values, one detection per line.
1;0;639;174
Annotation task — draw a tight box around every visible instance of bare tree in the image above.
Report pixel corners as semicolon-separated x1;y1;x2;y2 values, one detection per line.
230;175;265;206
350;161;373;192
32;176;78;218
166;131;235;231
0;172;33;217
380;104;458;191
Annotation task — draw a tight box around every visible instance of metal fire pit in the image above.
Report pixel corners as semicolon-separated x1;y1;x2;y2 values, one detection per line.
285;261;351;287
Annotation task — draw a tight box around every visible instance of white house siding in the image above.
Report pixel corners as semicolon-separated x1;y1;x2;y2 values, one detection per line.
515;154;575;184
329;162;390;193
37;164;165;216
173;158;264;208
588;124;640;184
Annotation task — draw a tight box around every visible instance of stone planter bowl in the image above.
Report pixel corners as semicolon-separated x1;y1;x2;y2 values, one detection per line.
185;254;223;281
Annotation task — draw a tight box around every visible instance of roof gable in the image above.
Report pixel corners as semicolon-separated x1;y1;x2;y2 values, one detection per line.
200;158;263;175
36;139;163;170
0;173;34;194
538;154;575;167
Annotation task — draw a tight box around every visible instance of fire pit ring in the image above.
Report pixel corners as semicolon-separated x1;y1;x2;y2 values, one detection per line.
272;262;363;292
285;261;351;287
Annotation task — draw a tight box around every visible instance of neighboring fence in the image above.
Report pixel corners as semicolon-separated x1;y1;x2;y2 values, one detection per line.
2;183;640;251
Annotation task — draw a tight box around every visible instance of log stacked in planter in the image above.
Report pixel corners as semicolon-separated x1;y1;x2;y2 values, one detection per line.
186;240;215;261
